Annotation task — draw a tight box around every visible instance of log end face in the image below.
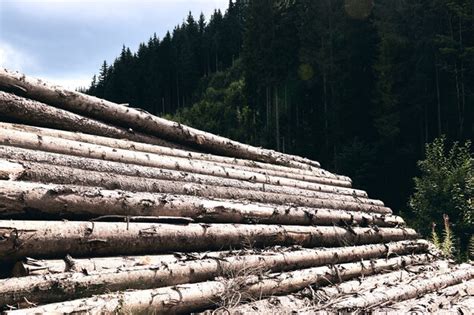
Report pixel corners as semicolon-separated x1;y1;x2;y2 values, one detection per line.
0;159;25;180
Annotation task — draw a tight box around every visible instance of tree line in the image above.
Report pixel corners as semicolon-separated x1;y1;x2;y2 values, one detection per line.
85;0;473;221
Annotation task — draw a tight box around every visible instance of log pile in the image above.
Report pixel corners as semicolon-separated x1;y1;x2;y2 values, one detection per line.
0;69;472;313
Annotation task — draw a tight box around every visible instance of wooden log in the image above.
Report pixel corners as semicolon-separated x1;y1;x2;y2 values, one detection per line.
330;266;474;310
0;146;364;199
0;129;363;199
0;181;402;226
229;260;452;313
5;255;431;314
0;91;184;149
0;220;418;262
12;240;427;276
0;123;351;186
0;68;320;169
0;241;429;306
384;278;474;313
2;160;390;213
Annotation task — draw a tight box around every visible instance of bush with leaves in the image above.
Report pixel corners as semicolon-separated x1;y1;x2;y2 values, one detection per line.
410;136;473;258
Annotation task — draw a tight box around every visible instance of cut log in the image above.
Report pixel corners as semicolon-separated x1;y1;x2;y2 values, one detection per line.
0;123;351;186
5;255;431;314
0;241;429;306
12;240;427;276
230;260;454;313
0;181;402;226
0;146;364;199
0;220;418;261
0;69;320;169
0;91;184;149
0;129;361;197
384;278;474;313
330;266;474;310
2;160;390;213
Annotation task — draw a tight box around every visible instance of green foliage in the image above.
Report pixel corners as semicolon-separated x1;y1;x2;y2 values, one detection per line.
431;223;441;249
441;214;455;257
85;0;474;216
167;60;254;144
410;137;473;256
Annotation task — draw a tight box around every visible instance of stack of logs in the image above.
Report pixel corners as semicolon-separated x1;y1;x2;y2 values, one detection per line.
0;68;472;314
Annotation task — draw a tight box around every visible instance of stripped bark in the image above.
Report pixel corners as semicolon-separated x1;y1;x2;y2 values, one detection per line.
0;220;418;261
384;278;474;313
13;240;427;276
330;266;474;310
5;255;431;314
0;181;402;226
0;146;363;199
0;129;359;196
227;260;455;314
2;160;390;213
0;91;183;149
0;241;429;306
0;69;320;169
0;123;351;185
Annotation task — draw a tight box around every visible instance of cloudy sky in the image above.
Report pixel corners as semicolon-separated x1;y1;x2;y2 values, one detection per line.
0;0;228;89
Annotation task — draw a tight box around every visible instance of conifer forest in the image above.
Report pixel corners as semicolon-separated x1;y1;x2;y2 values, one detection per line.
84;0;473;243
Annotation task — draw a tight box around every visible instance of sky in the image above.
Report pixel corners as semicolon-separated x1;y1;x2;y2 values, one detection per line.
0;0;228;89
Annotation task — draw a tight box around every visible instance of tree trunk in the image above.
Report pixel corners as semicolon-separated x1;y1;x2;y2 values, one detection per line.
14;240;425;277
0;92;182;149
1;160;390;213
227;260;457;314
0;122;350;187
0;181;401;226
6;255;430;314
0;129;361;198
384;278;474;313
331;267;474;310
0;145;363;201
0;69;321;169
0;220;418;262
0;241;429;306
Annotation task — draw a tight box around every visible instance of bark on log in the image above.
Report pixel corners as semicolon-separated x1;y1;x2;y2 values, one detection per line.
0;69;320;169
2;160;390;213
0;123;351;185
330;266;474;310
385;278;474;313
12;240;427;276
0;220;418;262
230;260;454;313
0;91;184;149
5;255;430;314
0;129;359;196
0;181;402;226
0;241;429;306
0;146;364;200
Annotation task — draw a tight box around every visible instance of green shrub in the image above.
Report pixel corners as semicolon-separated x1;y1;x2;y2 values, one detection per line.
410;136;473;258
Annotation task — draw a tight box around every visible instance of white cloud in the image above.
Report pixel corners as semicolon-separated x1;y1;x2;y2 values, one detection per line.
0;41;38;73
4;0;229;21
38;75;92;90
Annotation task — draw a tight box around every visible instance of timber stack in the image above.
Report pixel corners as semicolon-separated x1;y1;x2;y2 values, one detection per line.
0;68;472;314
